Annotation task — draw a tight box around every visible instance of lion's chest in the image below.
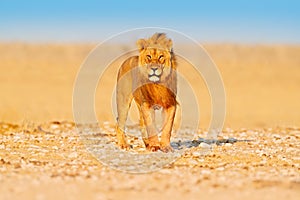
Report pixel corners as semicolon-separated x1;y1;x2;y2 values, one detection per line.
133;83;176;109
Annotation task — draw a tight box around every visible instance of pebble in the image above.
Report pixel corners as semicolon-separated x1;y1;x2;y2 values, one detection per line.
216;167;225;171
68;152;78;159
192;151;202;157
201;170;211;175
50;124;60;129
189;159;198;165
199;142;211;149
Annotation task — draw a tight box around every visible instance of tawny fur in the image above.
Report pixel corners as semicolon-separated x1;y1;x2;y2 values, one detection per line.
116;33;177;152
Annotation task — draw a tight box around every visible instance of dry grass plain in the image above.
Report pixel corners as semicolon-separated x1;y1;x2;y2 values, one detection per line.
0;43;299;199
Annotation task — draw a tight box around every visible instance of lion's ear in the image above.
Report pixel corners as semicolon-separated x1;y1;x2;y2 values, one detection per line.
137;39;148;51
166;39;173;51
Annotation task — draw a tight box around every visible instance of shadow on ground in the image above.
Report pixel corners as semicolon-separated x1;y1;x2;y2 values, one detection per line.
171;138;252;150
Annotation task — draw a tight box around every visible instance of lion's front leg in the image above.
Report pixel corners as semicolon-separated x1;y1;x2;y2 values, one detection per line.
160;105;176;152
140;103;160;151
138;106;149;147
116;83;133;150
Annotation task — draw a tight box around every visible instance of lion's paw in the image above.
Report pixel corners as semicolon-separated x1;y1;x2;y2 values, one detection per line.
118;142;132;150
160;145;174;153
146;145;161;152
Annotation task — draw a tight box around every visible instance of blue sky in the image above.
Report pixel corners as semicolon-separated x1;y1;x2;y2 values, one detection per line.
0;0;299;43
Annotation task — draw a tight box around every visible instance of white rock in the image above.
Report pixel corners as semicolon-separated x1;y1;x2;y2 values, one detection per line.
201;169;211;175
192;151;202;157
216;167;225;171
199;142;211;148
50;124;60;129
68;152;78;159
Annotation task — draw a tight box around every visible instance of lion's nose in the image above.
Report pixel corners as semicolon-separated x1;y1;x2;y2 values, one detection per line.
151;67;158;71
152;67;162;76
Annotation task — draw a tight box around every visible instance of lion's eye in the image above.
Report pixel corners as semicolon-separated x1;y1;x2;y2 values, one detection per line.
146;55;152;60
159;55;164;60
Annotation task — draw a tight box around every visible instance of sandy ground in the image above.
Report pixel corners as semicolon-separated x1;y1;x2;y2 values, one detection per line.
0;43;300;199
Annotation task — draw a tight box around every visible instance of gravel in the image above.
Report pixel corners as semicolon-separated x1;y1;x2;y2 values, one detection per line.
0;121;299;199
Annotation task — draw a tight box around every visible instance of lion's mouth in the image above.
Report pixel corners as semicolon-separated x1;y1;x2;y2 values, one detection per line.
148;74;160;82
148;67;162;82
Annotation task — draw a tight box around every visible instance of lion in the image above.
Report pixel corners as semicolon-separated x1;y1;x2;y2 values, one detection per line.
115;33;177;153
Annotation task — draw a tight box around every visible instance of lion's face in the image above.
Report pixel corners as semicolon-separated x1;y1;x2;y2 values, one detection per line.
137;35;173;83
138;48;172;82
